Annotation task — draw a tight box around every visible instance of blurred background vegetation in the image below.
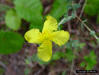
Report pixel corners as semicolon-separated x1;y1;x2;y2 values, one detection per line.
0;0;99;75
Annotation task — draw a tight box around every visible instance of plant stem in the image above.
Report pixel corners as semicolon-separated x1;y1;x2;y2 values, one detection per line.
76;16;99;40
79;0;87;18
0;61;7;70
58;16;73;27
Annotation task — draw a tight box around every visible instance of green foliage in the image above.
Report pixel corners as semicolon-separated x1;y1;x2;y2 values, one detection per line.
14;0;43;29
58;24;63;30
89;30;99;43
52;51;65;60
80;50;97;70
58;15;75;26
29;23;43;32
58;1;79;28
0;67;4;75
72;4;80;10
84;0;99;23
5;9;21;30
25;54;49;65
52;40;85;62
66;40;86;50
84;0;99;16
52;49;75;62
61;71;66;75
65;40;86;62
90;31;96;37
49;0;67;20
24;67;31;75
97;38;99;44
80;62;86;67
0;31;24;54
32;54;49;64
65;49;76;62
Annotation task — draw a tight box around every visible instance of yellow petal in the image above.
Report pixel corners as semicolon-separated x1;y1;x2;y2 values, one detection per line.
43;16;58;32
52;30;70;46
37;41;52;62
24;29;41;43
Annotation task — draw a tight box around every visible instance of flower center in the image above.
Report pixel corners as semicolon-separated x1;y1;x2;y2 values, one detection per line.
39;31;53;42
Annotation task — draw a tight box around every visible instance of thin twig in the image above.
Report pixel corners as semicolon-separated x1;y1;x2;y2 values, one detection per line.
67;22;72;32
70;49;77;75
77;16;91;32
70;59;74;75
58;17;66;27
79;0;87;18
76;0;87;24
73;70;78;75
78;0;83;4
58;16;73;27
76;16;99;40
0;61;7;70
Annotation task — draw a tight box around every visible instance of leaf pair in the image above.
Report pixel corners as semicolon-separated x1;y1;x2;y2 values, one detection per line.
6;0;67;30
14;0;67;30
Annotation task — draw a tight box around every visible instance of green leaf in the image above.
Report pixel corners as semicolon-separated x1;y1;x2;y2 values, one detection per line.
86;65;93;70
49;0;67;20
84;56;91;62
84;0;99;24
0;31;24;54
65;49;75;62
82;50;97;70
80;62;86;67
89;51;97;61
29;23;43;32
5;9;21;30
84;0;99;16
14;0;43;29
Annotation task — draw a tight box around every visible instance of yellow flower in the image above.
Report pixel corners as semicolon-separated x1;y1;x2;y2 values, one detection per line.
24;16;70;62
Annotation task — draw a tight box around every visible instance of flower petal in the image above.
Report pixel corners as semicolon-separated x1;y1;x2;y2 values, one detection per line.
43;16;58;32
24;29;41;43
52;30;70;46
37;41;52;62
